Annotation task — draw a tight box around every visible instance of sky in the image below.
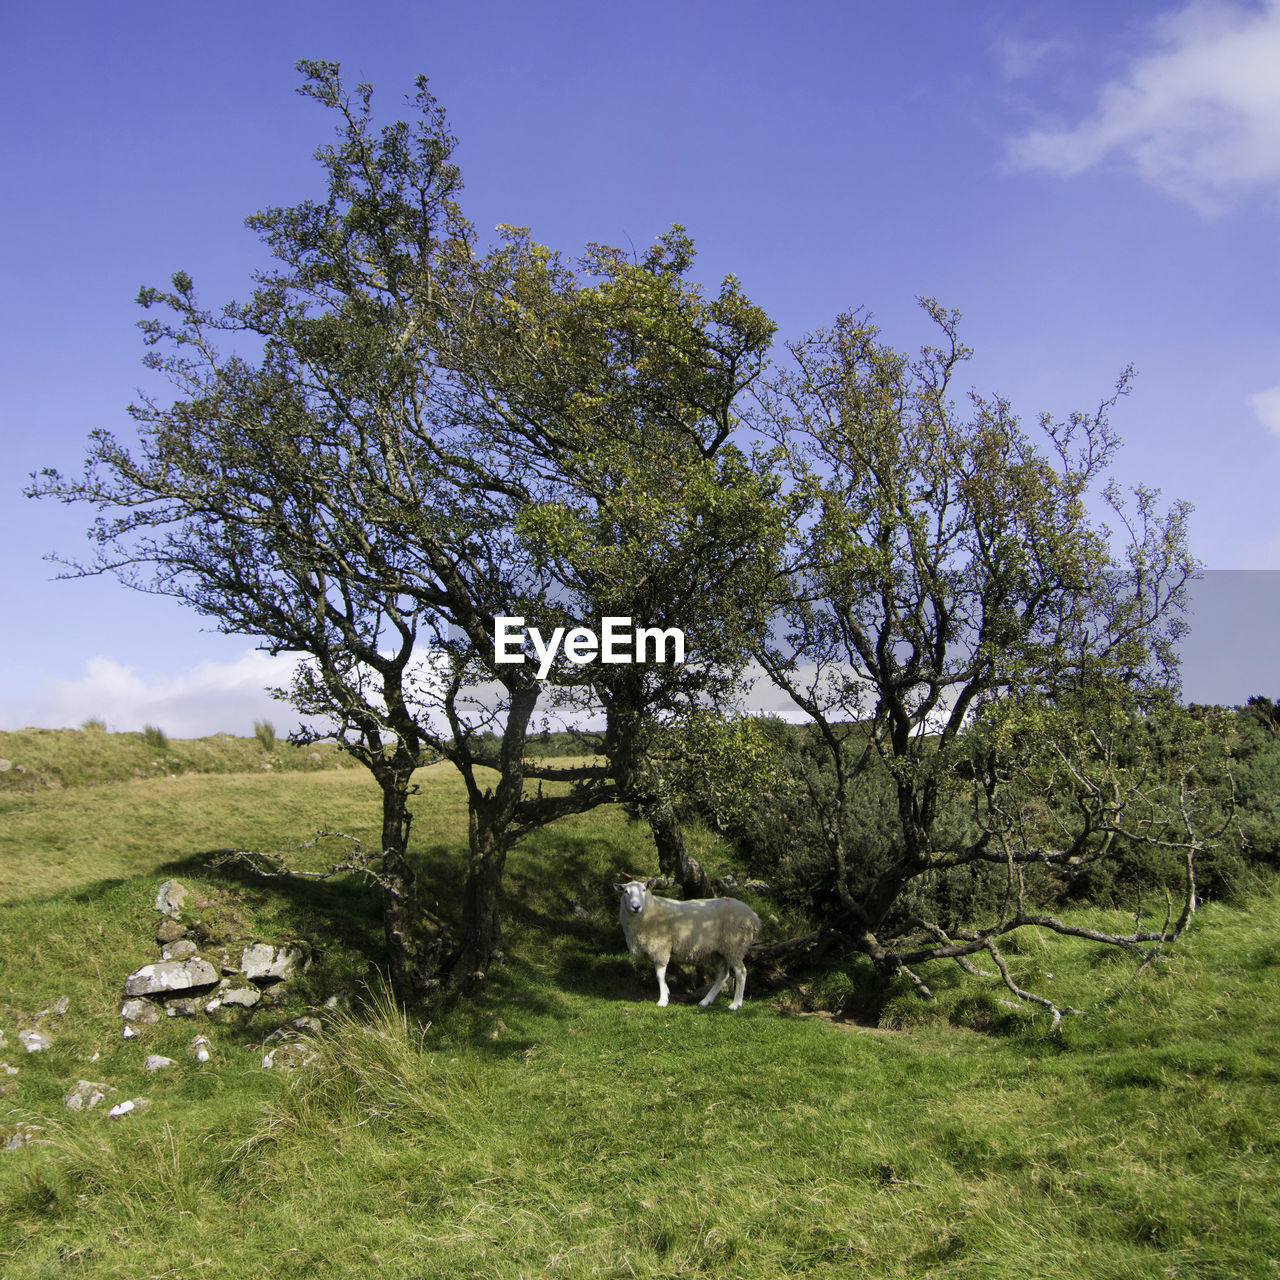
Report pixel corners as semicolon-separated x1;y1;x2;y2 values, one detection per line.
2;0;1277;736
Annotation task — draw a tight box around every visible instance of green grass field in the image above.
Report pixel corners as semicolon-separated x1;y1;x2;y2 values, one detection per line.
2;731;1278;1278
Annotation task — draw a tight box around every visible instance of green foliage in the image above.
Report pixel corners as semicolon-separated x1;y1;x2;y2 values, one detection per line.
253;719;276;752
141;724;168;750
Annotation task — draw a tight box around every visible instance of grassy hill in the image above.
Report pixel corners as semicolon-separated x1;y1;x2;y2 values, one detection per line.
1;733;1278;1277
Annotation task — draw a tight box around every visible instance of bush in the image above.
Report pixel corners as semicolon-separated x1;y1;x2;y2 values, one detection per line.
141;724;168;750
254;720;276;752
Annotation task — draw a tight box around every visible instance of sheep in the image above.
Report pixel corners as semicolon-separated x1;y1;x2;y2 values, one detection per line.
616;880;761;1009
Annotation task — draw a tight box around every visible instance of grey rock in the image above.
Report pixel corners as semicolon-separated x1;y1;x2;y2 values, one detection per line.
156;919;188;944
120;998;160;1025
160;940;198;961
19;1029;51;1053
65;1080;115;1111
164;997;202;1017
107;1098;150;1119
143;1055;176;1072
1;1063;17;1075
188;1036;212;1063
240;942;310;983
261;1043;316;1071
219;986;261;1008
2;1124;42;1150
0;758;11;772
0;1028;5;1047
154;879;187;917
124;958;219;997
40;996;70;1016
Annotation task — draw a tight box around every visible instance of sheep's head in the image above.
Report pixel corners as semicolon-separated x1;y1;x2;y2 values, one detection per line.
617;882;648;915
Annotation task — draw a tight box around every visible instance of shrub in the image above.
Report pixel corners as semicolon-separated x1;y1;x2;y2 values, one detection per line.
254;720;276;752
141;724;168;750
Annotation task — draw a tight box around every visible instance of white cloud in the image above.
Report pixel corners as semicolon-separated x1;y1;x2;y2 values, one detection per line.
1246;383;1280;437
0;650;304;738
1007;1;1280;214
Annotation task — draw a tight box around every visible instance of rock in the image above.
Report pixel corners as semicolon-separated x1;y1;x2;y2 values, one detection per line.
240;942;311;983
323;990;354;1012
65;1081;115;1111
219;986;261;1008
160;940;198;961
40;996;70;1016
154;879;187;917
120;998;161;1025
0;1029;5;1047
107;1098;150;1120
2;1124;42;1150
122;1024;140;1040
188;1036;212;1063
124;958;219;997
0;758;11;772
2;1063;17;1075
289;1015;322;1035
164;997;202;1018
19;1030;51;1053
261;1043;316;1071
156;919;188;945
143;1055;176;1072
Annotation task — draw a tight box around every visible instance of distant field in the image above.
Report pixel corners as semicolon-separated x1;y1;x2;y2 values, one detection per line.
1;733;1278;1278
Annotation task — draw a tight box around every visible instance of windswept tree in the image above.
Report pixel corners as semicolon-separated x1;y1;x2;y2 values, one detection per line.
436;227;784;894
28;62;778;993
750;301;1218;1024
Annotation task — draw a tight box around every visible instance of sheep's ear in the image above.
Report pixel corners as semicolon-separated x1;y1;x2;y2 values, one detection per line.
613;882;628;894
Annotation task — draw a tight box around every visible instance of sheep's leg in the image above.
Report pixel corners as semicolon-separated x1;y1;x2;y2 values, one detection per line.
699;961;729;1007
654;959;670;1007
729;961;748;1010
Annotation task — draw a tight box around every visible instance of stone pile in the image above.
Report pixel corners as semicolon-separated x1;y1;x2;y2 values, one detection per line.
120;878;311;1037
1;879;333;1152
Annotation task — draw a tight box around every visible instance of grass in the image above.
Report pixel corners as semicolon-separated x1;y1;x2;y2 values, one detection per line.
0;725;355;794
1;734;1278;1277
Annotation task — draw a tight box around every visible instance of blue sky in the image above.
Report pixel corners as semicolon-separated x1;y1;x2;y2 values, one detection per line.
2;0;1277;734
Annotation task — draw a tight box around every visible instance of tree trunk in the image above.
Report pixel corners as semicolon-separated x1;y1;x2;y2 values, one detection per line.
452;808;508;989
378;779;446;998
645;799;714;898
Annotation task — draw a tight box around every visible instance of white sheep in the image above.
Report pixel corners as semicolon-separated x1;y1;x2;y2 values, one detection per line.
616;881;761;1009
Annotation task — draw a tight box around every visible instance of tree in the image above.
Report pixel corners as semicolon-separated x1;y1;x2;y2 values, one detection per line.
750;301;1216;1024
417;216;782;897
28;62;778;993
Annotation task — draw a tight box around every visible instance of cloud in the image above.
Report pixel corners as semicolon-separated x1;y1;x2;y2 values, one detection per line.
1006;1;1280;214
0;650;304;738
1246;383;1280;437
